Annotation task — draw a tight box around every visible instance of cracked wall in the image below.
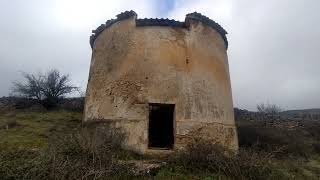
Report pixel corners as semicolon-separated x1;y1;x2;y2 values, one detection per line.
84;16;238;154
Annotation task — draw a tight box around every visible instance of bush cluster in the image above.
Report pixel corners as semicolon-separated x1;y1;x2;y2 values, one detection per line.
166;138;281;180
0;124;135;180
237;119;320;158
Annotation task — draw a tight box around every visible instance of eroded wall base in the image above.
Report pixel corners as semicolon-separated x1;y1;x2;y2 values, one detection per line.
86;118;238;155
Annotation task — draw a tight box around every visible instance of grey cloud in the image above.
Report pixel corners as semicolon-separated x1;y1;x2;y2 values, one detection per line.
227;0;320;110
0;0;159;96
168;0;320;110
1;0;319;111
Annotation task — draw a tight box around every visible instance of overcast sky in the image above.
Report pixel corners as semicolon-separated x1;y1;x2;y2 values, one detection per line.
0;0;319;110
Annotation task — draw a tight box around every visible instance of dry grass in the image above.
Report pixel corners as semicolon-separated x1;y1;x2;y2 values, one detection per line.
27;126;134;179
1;109;320;179
237;119;320;158
162;138;282;180
0;123;138;179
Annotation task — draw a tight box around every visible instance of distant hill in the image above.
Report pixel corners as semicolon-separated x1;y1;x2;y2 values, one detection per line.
282;108;320;115
281;108;320;120
234;107;320;121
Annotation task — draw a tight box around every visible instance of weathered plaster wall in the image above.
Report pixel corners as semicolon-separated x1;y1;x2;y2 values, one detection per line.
84;15;238;154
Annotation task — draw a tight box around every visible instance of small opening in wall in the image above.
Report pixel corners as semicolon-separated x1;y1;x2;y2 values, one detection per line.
148;103;174;149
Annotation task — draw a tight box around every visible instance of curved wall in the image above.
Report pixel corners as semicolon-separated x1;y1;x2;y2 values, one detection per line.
84;12;238;154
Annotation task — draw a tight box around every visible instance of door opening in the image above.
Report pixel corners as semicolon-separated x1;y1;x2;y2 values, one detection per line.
148;103;174;149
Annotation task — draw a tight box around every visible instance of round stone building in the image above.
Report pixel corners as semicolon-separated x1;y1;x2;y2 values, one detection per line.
84;11;238;154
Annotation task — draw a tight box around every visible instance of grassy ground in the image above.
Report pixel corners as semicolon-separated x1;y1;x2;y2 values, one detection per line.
0;109;319;179
0;110;81;149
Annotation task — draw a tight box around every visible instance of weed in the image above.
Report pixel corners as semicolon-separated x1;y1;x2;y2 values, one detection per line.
237;119;319;158
166;138;283;180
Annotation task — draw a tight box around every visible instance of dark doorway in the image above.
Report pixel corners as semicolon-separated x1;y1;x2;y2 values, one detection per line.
148;103;174;149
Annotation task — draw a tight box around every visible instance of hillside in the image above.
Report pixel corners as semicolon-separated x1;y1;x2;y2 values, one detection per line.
234;107;320;121
281;108;320;120
0;107;320;179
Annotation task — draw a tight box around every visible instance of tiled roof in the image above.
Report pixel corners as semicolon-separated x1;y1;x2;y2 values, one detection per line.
90;10;228;49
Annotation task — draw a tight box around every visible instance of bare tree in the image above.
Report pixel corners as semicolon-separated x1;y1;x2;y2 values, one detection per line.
257;103;283;115
42;70;77;102
12;69;78;107
12;72;44;100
